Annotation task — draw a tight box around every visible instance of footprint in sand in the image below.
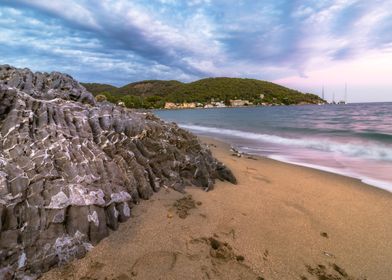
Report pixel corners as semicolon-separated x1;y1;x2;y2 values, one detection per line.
252;175;271;183
115;273;132;280
129;239;263;280
129;251;179;278
246;167;271;183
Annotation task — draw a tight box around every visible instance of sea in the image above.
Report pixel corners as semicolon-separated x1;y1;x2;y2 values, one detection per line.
155;103;392;193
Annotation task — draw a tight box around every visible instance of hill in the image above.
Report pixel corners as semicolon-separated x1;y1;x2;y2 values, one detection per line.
82;77;325;109
81;82;117;94
117;80;183;97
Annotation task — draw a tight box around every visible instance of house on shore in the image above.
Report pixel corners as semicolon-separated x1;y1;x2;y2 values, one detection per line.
164;102;178;109
211;101;226;107
229;99;252;106
182;102;197;108
164;102;197;109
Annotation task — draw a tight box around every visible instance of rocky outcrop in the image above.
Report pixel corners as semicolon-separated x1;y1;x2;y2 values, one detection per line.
0;65;236;279
0;65;96;106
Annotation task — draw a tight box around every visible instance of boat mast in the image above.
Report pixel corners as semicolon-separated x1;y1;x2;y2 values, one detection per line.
345;83;347;103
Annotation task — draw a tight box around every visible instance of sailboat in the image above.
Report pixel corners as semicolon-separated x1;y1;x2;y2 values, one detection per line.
318;85;327;105
338;83;347;104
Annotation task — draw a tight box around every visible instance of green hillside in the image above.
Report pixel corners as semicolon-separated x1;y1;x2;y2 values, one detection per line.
117;80;183;97
81;83;117;94
82;77;325;109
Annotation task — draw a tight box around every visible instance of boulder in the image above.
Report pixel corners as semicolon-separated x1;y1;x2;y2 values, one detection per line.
0;65;236;278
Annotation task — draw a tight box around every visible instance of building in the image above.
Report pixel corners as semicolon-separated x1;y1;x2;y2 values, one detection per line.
211;101;226;107
164;102;178;109
230;99;252;106
181;102;196;108
164;102;197;109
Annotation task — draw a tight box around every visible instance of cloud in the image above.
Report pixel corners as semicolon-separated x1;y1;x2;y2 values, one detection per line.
0;0;391;93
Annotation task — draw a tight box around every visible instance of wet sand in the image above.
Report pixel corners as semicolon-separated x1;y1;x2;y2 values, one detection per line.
42;137;392;280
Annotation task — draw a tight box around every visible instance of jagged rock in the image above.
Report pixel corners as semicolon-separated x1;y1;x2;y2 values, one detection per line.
0;65;236;278
0;64;96;106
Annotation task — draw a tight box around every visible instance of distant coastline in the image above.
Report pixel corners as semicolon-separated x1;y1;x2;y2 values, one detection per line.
154;102;327;111
82;77;326;109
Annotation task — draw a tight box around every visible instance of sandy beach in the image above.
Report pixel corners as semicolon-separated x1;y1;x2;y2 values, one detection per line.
42;137;392;280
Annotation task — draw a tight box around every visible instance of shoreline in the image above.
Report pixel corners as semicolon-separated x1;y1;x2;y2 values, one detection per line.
152;103;324;111
201;135;392;194
155;103;392;195
267;154;392;194
42;136;392;280
199;136;392;197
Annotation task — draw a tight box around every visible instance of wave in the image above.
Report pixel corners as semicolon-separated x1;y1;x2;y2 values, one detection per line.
269;155;392;193
180;124;392;162
358;131;392;143
276;127;392;144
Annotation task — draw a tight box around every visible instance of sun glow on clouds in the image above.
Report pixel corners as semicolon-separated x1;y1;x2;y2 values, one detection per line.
0;0;392;101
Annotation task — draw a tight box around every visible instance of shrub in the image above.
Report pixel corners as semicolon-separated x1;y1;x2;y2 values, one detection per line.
95;94;107;102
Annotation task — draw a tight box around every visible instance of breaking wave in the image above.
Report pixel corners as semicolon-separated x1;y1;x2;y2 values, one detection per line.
180;124;392;162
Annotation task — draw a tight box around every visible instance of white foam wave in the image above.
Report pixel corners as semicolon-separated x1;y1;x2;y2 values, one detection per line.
269;155;392;193
180;124;392;162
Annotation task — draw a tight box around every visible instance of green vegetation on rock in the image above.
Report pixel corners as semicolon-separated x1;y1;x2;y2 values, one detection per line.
82;77;325;109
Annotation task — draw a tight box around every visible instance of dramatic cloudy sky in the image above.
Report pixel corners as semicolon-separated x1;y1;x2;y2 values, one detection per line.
1;0;392;102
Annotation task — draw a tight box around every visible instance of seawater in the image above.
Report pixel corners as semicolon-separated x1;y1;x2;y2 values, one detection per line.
155;103;392;192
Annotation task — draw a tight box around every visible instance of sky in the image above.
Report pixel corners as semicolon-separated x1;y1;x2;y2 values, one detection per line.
0;0;392;102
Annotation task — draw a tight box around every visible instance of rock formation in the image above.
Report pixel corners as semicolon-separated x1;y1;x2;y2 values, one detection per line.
0;65;236;279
